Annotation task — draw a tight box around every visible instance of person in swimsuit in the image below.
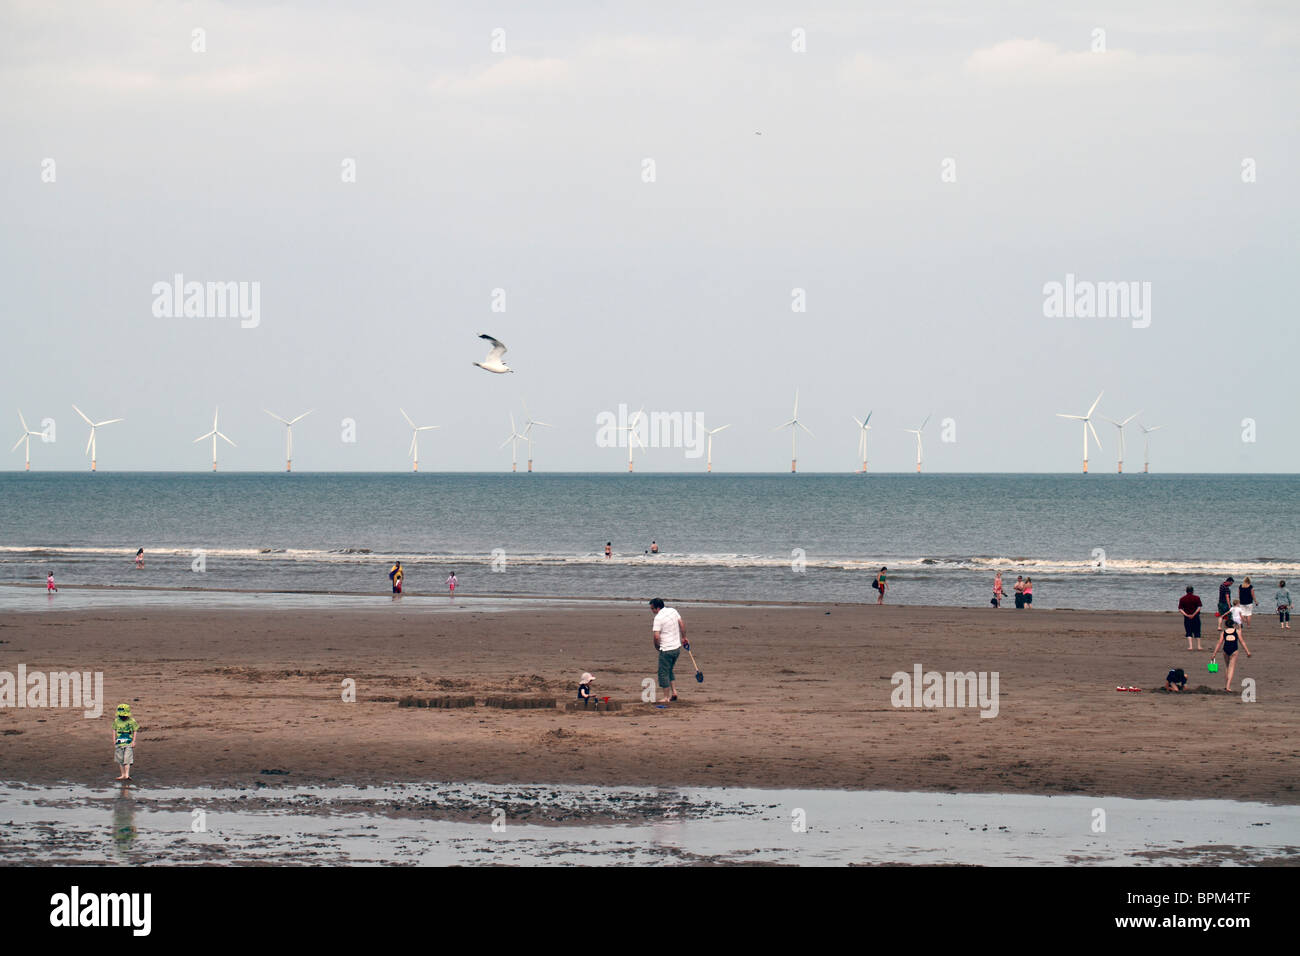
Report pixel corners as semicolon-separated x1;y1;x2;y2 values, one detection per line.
446;571;457;596
650;541;659;554
992;572;1005;608
874;567;888;605
604;542;612;559
1013;575;1025;609
1211;617;1251;692
135;548;144;569
1023;577;1034;607
46;571;57;593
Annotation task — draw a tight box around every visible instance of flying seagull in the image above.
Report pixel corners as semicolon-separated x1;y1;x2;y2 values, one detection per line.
474;334;513;374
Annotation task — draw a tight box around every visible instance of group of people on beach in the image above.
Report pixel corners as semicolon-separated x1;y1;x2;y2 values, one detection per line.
386;561;457;597
991;571;1033;609
1174;575;1291;691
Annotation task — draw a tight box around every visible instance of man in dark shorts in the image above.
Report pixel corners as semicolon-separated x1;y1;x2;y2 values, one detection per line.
1217;575;1234;617
1178;585;1203;651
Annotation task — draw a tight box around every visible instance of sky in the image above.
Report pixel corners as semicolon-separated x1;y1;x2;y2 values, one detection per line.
2;0;1297;472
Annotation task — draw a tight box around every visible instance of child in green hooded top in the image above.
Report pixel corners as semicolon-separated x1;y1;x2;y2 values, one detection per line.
113;703;139;781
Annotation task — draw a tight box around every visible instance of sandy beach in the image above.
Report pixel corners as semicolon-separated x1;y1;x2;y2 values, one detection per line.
0;601;1295;804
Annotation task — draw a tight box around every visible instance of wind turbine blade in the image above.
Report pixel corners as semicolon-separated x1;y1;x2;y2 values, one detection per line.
798;422;814;437
290;410;314;425
499;435;514;449
193;432;213;443
531;421;553;428
1101;417;1119;427
1123;412;1141;426
864;411;873;426
18;410;29;432
1088;420;1102;449
264;409;288;425
400;408;415;428
218;432;236;447
920;414;931;430
98;418;124;426
852;416;863;428
85;430;94;456
1057;414;1084;421
10;434;25;453
712;424;731;434
774;419;795;431
1087;392;1103;418
212;408;220;430
72;404;93;425
409;434;418;458
417;425;439;432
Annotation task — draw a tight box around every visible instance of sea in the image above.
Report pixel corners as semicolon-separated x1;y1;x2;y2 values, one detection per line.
1;472;1297;612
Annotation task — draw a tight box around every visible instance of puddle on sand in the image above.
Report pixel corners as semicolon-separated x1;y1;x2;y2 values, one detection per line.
0;782;1295;866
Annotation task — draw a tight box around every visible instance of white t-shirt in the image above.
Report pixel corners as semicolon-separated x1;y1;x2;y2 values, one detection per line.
653;607;683;651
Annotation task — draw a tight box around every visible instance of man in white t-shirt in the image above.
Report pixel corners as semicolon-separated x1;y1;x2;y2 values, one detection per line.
650;597;686;703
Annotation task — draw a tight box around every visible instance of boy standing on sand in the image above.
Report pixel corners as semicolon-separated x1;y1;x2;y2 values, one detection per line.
113;703;139;781
1217;575;1234;617
1178;585;1203;651
1277;581;1292;630
650;598;685;703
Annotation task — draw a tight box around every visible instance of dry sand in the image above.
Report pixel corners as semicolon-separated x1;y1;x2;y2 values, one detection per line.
0;602;1295;803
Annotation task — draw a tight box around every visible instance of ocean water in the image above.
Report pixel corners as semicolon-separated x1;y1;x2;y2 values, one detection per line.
1;782;1295;866
0;472;1297;611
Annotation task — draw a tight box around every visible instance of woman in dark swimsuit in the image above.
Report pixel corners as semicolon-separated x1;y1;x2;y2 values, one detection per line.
1211;617;1252;693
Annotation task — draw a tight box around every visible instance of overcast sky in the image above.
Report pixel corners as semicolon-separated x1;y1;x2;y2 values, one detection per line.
2;1;1296;472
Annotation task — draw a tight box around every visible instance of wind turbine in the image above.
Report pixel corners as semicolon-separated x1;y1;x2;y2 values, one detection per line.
1139;422;1163;473
500;413;527;472
1102;411;1140;474
620;406;647;472
264;409;312;472
11;411;42;471
520;401;552;473
852;411;873;473
400;408;439;472
193;407;236;471
902;414;930;473
774;390;813;473
72;404;124;472
703;423;731;473
1056;392;1103;473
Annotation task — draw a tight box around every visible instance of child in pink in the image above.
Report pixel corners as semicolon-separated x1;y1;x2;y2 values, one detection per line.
46;571;57;592
446;572;458;595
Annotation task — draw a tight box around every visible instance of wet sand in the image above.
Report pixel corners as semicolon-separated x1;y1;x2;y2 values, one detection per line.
0;602;1296;804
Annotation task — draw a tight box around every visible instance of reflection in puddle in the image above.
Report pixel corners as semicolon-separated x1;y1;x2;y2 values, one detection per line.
1;781;1295;866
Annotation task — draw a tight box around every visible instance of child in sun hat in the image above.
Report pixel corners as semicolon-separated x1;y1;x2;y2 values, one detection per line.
577;672;595;703
113;703;140;781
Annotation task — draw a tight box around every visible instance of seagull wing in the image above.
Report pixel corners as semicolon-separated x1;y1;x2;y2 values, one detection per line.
480;334;507;362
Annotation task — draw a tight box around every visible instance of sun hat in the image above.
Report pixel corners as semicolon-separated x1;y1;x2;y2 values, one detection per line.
116;703;132;717
580;673;595;684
